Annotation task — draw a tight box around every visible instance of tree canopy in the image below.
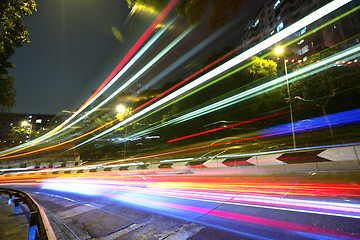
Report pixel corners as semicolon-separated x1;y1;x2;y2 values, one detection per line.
245;56;278;81
126;0;246;30
0;0;37;112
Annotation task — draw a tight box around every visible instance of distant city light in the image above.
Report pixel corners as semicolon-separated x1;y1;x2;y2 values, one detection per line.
300;27;306;35
276;22;284;32
274;0;281;9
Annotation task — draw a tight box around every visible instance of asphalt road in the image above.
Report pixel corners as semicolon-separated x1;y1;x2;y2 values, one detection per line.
1;171;360;239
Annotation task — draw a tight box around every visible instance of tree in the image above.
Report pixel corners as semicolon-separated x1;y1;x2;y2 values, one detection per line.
0;75;15;112
126;0;246;30
287;48;360;137
0;0;37;112
242;56;285;119
245;56;278;81
290;65;360;136
5;126;36;145
126;0;167;10
176;0;247;30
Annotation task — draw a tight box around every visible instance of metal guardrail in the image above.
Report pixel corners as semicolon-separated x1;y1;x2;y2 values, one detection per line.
0;188;56;240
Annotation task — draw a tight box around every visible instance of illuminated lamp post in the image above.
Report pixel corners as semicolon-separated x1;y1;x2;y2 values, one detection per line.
21;121;33;142
116;104;127;116
116;104;127;159
275;46;296;149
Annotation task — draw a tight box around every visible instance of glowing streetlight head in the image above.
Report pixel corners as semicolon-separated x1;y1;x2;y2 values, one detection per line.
116;105;126;115
275;46;284;55
21;121;28;127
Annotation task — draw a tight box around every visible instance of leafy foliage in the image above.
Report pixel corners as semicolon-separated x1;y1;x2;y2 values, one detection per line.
245;56;278;81
126;0;167;11
0;75;16;112
5;126;36;145
176;0;247;30
126;0;246;30
0;0;37;112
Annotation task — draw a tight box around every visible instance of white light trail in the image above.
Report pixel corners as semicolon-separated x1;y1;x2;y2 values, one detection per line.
71;0;353;149
0;18;175;156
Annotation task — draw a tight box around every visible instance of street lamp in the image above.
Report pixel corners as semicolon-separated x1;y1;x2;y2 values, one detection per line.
21;121;28;127
275;46;296;149
21;120;33;142
116;104;127;115
116;104;127;159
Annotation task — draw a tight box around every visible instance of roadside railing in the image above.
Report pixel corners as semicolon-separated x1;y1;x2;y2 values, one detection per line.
0;188;56;240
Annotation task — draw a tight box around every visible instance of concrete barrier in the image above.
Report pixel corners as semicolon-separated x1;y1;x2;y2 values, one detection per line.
2;144;359;177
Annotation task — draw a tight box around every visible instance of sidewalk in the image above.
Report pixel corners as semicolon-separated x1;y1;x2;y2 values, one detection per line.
0;195;29;240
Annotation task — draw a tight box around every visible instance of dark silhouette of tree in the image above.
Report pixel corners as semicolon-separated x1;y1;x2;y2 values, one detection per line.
288;48;360;136
176;0;247;30
291;65;360;136
126;0;246;30
0;0;37;112
5;126;37;145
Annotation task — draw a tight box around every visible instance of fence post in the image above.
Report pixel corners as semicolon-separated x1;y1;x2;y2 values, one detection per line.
14;200;22;215
28;211;38;240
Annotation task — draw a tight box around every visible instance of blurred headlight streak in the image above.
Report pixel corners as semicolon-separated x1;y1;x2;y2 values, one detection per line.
260;108;360;136
53;18;184;135
0;0;179;157
106;106;360;163
30;173;360;239
1;0;355;162
139;17;240;93
71;0;356;149
93;44;360;148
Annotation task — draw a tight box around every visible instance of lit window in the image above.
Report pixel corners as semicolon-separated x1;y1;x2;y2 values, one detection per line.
302;45;309;54
298;39;304;45
300;27;306;35
270;30;275;35
249;19;260;29
276;22;284;32
274;0;280;9
36;119;42;124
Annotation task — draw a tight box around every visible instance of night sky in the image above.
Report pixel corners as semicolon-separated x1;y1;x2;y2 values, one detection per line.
10;0;131;114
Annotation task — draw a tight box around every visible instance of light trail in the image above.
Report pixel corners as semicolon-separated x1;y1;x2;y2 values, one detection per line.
0;119;119;160
4;172;356;238
115;43;360;142
1;0;355;161
260;108;360;136
52;19;190;136
102;107;360;164
0;25;195;160
138;16;244;96
0;0;179;157
64;0;179;122
1;38;358;161
167;111;290;143
70;0;353;149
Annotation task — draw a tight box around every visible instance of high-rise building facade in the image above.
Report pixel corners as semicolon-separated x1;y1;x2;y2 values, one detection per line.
242;0;360;61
